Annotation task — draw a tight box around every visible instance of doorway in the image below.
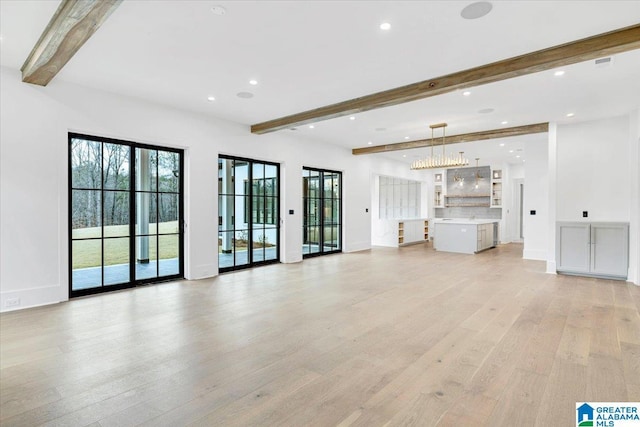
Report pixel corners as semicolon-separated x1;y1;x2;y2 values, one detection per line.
511;178;524;242
302;168;342;257
69;134;184;297
218;156;280;272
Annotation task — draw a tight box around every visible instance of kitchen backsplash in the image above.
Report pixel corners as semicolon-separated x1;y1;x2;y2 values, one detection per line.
435;206;502;219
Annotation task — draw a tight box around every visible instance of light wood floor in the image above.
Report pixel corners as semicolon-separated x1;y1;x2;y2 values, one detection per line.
1;243;639;426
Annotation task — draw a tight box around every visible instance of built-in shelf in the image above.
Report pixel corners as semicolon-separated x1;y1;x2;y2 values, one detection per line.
491;170;502;208
434;184;443;208
444;194;490;208
398;222;404;244
424;220;429;240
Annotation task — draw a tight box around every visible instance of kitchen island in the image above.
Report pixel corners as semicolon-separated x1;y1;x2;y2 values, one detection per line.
432;219;498;254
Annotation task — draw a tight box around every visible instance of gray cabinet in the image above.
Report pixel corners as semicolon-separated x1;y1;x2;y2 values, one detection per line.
477;223;496;252
556;222;629;280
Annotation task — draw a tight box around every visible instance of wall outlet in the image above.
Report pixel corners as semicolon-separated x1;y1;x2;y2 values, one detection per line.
5;298;20;308
583;211;588;218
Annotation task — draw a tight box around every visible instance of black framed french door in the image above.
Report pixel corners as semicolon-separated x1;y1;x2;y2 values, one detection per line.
303;167;342;257
69;133;184;297
218;155;280;272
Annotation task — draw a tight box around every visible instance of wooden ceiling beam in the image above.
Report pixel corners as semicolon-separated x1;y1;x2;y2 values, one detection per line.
21;0;122;86
251;24;640;135
352;123;549;155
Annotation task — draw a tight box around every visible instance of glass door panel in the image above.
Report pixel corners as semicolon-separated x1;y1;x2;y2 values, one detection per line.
159;234;180;276
70;134;183;297
71;239;101;290
303;168;342;258
218;157;279;272
135;235;158;280
104;238;130;285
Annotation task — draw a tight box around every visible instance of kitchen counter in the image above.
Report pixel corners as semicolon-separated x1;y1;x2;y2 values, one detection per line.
433;219;498;254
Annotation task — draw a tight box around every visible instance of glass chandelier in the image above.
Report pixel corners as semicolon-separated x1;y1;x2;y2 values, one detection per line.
410;123;469;170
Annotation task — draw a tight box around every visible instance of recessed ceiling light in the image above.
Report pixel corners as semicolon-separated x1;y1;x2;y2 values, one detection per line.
380;22;391;30
478;108;494;114
461;2;493;20
404;136;410;140
207;96;216;102
499;143;505;147
211;5;226;15
463;91;471;96
249;79;258;85
509;150;514;153
516;155;521;158
349;116;356;120
554;70;565;77
367;141;373;145
501;121;508;125
566;113;575;117
402;154;407;158
236;92;254;99
309;125;315;129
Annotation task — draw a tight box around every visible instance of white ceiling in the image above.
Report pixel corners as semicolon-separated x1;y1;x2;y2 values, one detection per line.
1;0;640;166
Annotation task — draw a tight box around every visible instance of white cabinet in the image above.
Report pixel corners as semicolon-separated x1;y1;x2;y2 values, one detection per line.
373;219;429;247
477;222;496;252
433;221;497;254
399;219;429;246
556;222;629;280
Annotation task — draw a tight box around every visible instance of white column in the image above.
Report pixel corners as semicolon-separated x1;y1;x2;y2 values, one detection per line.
546;123;558;274
628;109;640;285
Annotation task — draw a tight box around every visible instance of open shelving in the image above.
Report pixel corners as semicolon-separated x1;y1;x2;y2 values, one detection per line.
444;194;490;208
491;169;502;207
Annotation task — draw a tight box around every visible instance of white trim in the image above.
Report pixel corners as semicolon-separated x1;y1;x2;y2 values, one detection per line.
1;285;62;313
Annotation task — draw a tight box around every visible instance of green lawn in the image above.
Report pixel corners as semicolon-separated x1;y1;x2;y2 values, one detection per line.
72;221;179;269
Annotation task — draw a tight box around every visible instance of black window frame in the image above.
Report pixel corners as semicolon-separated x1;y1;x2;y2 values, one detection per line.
68;132;184;298
303;167;342;258
218;155;280;273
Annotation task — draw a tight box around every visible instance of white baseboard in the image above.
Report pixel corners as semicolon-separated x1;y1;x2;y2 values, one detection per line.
344;241;371;253
1;284;62;313
283;253;303;263
523;249;547;261
187;264;218;280
546;260;557;274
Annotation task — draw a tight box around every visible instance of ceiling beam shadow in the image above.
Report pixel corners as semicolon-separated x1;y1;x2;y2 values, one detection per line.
21;0;122;86
352;123;549;155
251;24;640;134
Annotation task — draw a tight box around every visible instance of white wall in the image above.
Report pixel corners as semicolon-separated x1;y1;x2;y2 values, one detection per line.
629;109;640;284
523;139;549;260
0;66;408;311
557;116;631;222
555;114;639;284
